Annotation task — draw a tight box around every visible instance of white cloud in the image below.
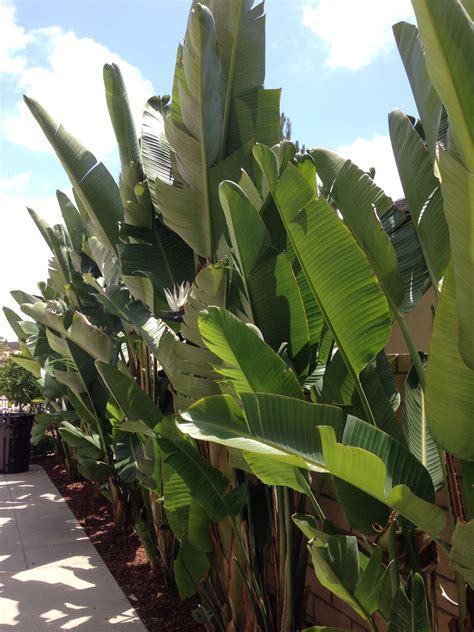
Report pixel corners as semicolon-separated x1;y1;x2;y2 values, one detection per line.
1;2;154;160
0;189;64;340
302;0;414;70
0;0;155;340
0;172;31;193
336;134;403;200
0;0;29;74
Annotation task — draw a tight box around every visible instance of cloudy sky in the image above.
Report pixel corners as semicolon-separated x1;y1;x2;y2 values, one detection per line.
0;0;417;339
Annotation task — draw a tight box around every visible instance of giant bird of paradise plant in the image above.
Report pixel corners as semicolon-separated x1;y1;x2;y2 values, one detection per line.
5;0;473;630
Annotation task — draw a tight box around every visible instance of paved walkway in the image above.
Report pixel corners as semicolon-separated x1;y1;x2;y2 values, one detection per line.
0;465;146;631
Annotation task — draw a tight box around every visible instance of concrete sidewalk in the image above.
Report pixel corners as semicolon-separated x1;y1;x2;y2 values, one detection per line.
0;465;146;631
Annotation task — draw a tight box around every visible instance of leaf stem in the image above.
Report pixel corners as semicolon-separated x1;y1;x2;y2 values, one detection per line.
367;616;378;632
388;520;400;598
393;310;425;387
356;378;377;426
296;470;326;522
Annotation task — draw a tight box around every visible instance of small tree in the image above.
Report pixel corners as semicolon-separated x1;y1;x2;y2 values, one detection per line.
0;357;40;411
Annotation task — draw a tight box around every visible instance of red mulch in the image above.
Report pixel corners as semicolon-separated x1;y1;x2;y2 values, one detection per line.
36;455;198;631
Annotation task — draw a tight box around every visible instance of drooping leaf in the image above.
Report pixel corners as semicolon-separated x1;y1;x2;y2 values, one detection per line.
179;392;341;467
179;393;445;535
244;452;306;493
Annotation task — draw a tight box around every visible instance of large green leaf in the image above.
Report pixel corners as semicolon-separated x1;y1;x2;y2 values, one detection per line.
210;0;266;153
342;417;435;503
227;87;281;155
389;109;450;285
77;456;114;482
451;520;474;588
218;180;270;277
312;149;404;308
403;358;443;490
248;252;311;376
174;537;210;599
180;263;229;346
179;392;341;467
312;147;430;313
157;3;224;257
11;355;41;379
388;573;431;632
181;3;223;166
187;499;212;552
2;307;37;341
426;264;474;460
68;313;115;363
254;145;391;381
126;300;170;356
95;361;161;428
309;535;387;621
65;340;109;423
392;22;443;160
412;0;474;171
141;96;173;211
145;265;228;410
333;478;390;535
179;393;445;535
198;306;302;398
158;435;246;523
439;149;474;369
58;421;103;460
385;205;431;313
358;362;403;442
243;452;306;493
56;190;84;253
103;62;139;169
24;97;123;255
219;176;310;373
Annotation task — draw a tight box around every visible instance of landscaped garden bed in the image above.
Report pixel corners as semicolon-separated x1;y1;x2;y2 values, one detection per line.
36;455;197;632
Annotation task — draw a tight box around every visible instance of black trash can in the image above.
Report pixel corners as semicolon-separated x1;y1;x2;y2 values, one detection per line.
0;413;35;474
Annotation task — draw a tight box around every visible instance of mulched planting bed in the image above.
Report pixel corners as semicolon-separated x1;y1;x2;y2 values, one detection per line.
35;455;198;631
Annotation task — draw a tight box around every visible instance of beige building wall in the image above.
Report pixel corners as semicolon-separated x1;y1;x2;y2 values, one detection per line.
386;290;435;355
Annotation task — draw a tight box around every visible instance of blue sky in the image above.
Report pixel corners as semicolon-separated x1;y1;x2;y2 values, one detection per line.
0;0;417;339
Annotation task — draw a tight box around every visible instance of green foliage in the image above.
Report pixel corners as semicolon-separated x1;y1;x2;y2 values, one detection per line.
388;573;431;632
30;433;55;458
3;0;473;629
0;357;40;409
